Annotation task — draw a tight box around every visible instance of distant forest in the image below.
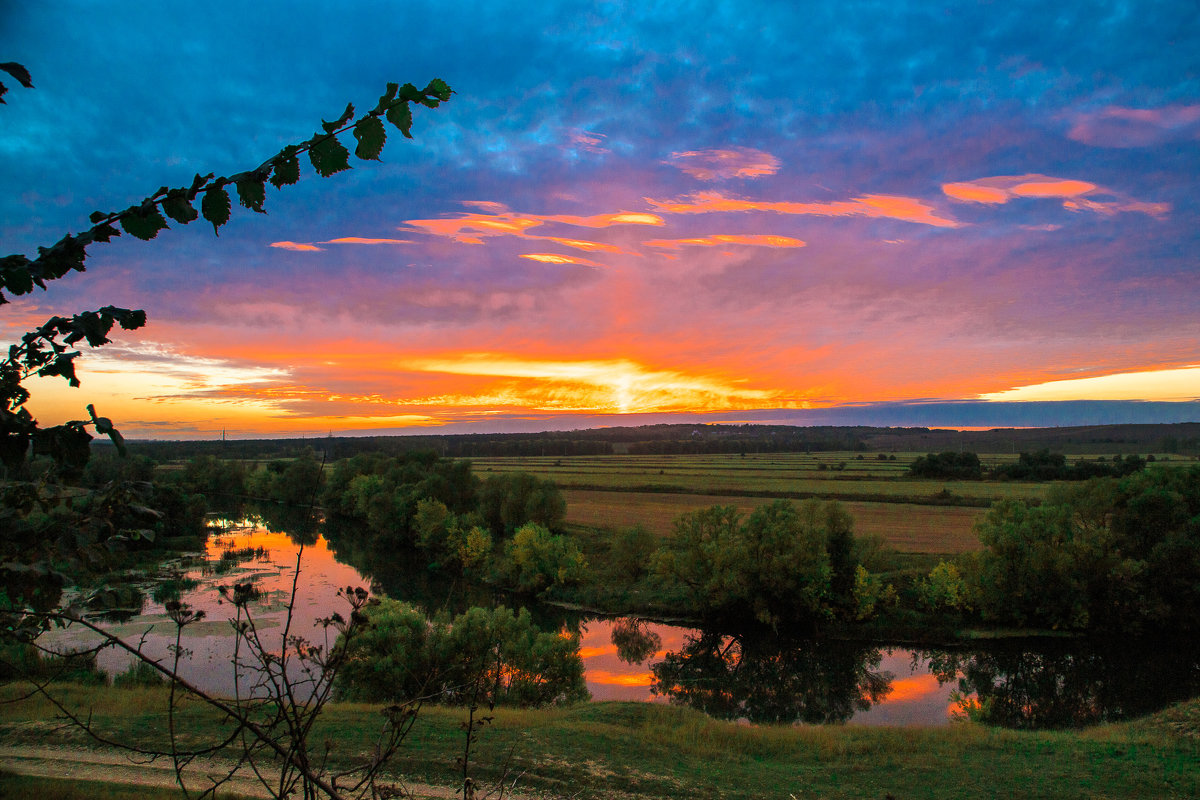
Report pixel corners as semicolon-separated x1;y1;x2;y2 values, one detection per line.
114;422;1200;461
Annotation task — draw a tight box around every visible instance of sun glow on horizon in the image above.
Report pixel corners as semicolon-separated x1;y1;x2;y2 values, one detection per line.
979;366;1200;402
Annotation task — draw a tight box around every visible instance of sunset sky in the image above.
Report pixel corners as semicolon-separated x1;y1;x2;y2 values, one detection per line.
2;2;1198;438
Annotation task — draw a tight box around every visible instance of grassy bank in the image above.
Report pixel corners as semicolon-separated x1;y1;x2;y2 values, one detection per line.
1;683;1195;799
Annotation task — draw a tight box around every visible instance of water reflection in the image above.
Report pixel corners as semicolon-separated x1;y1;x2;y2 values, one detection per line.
649;632;892;724
926;640;1200;729
39;517;1200;729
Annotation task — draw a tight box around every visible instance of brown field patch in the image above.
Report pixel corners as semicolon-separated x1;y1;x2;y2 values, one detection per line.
564;489;983;554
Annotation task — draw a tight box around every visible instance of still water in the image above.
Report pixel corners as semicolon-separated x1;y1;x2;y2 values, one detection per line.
43;524;1200;729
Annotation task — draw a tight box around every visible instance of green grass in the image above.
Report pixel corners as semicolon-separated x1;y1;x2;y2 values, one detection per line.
472;452;1050;506
0;772;252;800
1;682;1196;799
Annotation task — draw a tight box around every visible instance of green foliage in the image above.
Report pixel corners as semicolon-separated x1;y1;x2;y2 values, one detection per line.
916;560;970;613
501;522;587;594
336;599;588;707
478;471;566;536
608;524;657;580
972;466;1200;632
909;451;982;480
652;499;871;629
992;449;1147;481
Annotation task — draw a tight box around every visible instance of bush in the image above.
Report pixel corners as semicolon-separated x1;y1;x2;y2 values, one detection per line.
502;522;587;594
336;600;588;707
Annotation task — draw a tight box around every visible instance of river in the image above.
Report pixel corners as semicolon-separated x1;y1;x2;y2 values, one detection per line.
41;523;1200;729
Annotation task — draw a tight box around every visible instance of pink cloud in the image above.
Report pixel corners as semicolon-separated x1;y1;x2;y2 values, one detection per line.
668;147;781;180
1067;104;1200;148
519;253;605;267
323;237;412;245
942;174;1169;218
569;129;610;154
642;234;806;250
645;191;961;228
269;241;323;252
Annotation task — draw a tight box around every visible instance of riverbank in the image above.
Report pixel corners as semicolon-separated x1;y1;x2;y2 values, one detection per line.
1;682;1196;799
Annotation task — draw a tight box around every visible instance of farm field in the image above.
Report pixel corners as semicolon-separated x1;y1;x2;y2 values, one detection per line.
470;452;1050;505
563;489;986;553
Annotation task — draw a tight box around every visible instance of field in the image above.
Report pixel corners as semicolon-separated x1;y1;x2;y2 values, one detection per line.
471;452;1054;555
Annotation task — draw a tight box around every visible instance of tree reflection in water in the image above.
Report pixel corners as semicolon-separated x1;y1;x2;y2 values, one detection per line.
650;632;891;724
611;617;662;664
925;639;1200;729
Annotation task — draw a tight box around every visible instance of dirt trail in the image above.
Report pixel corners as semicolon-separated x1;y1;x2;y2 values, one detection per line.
0;744;462;798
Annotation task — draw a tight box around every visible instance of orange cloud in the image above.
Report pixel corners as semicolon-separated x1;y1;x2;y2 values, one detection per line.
269;241;323;252
403;207;664;244
668;147;781;180
534;236;628;253
942;174;1169;218
323;237;412;245
519;253;604;267
1010;179;1096;198
643;234;806;249
645;191;961;228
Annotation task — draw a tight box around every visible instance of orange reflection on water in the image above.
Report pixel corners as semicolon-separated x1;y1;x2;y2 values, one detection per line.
587;670;655;687
885;673;942;702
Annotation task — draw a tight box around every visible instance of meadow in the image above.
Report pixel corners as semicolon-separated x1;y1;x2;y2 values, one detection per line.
1;682;1195;799
470;452;1057;555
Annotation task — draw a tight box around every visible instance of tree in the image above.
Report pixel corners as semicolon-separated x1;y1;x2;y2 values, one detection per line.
2;64;460;799
651;499;869;630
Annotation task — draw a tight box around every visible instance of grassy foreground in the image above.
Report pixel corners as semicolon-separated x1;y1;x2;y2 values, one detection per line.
1;683;1196;799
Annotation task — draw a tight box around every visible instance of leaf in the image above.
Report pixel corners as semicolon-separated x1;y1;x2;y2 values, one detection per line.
0;63;33;89
201;185;232;234
424;78;452;102
89;210;109;224
270;146;301;187
322;102;355;134
373;82;399;114
309;136;351;177
162;189;199;224
88;403;127;457
119;203;168;241
353;115;386;161
386;101;414;138
236;175;267;213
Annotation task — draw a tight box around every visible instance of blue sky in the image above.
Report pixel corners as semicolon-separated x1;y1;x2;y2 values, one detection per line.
2;1;1198;437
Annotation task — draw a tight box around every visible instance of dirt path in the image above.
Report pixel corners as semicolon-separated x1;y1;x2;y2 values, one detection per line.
0;744;463;798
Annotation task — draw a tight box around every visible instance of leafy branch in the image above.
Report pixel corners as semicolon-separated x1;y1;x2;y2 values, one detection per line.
0;78;452;304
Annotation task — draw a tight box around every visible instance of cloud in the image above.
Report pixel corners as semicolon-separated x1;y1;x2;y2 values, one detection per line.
269;241;324;252
942;174;1169;218
519;253;604;267
323;237;412;245
642;234;806;249
403;206;664;244
979;365;1200;402
569;129;610;154
1067;104;1200;148
645;191;961;228
668;147;781;180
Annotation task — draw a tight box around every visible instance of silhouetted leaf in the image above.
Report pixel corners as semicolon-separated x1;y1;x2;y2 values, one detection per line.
386;101;414;138
0;63;33;88
373;82;399;114
353;116;386;161
309;136;351;177
201;185;232;234
236;175;267;213
119;203;168;241
162;189;199;224
424;78;451;102
88;403;126;456
89;210;109;224
322;103;355;134
270;146;300;187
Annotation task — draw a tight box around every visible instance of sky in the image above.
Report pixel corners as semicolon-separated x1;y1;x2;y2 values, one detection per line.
2;1;1198;438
